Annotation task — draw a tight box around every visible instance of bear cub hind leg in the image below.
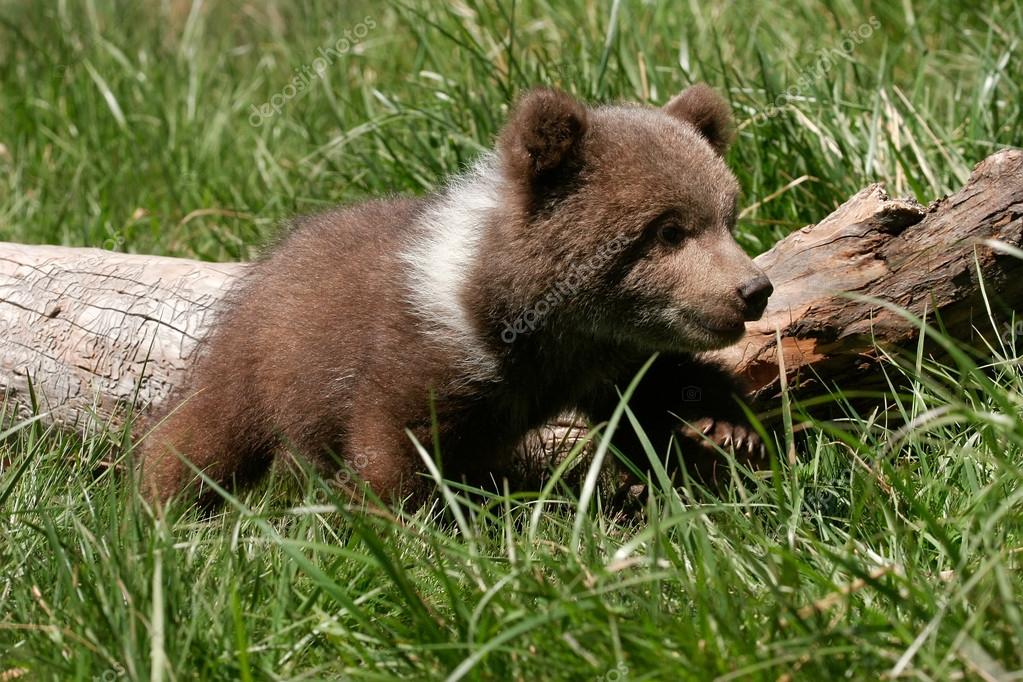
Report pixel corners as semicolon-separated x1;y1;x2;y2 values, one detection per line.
139;375;274;504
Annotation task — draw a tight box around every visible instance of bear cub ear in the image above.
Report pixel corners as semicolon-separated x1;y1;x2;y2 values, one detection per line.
500;87;588;181
663;84;734;156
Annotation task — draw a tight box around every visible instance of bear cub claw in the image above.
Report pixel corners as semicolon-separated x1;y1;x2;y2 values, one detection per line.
679;416;767;464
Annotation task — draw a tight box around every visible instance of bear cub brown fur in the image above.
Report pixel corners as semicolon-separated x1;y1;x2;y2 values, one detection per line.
140;84;773;504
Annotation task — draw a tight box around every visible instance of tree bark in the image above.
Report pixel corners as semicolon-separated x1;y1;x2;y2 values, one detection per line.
1;150;1021;453
0;247;242;427
709;148;1023;401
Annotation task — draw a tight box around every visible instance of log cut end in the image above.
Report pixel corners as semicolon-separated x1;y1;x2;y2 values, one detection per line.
0;244;244;427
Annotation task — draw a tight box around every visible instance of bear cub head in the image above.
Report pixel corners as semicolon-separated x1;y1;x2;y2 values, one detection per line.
487;84;772;354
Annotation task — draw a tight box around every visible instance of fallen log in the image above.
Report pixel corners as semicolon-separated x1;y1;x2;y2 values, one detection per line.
1;150;1021;458
0;250;242;428
709;149;1023;401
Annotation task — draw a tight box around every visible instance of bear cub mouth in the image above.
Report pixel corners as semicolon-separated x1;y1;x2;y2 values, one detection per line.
700;318;746;337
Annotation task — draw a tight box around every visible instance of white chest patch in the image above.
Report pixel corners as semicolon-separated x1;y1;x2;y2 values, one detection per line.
401;156;503;381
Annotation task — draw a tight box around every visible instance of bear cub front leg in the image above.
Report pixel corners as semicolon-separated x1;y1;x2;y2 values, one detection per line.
587;354;768;487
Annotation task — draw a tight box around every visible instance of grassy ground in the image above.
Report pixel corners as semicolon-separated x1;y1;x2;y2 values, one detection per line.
2;0;1023;679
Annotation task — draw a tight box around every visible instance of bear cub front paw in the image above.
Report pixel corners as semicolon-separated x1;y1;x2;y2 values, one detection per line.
678;416;768;465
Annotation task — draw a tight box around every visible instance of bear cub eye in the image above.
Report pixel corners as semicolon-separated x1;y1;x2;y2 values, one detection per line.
656;222;685;247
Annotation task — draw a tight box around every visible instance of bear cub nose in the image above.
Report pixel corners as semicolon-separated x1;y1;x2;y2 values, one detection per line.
738;274;773;320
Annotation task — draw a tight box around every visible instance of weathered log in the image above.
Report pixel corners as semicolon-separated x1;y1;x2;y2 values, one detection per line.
0;249;242;427
1;149;1021;451
709;148;1023;401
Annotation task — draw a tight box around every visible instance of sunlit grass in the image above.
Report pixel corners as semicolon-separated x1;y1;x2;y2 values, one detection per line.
1;0;1022;679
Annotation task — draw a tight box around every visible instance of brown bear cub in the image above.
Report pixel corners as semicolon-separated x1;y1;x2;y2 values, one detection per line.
140;84;773;504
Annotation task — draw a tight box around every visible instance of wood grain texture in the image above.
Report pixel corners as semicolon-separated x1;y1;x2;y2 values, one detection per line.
0;244;243;426
709;148;1023;400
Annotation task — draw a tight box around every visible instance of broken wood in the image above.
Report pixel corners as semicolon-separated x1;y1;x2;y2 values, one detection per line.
708;148;1023;401
1;150;1021;455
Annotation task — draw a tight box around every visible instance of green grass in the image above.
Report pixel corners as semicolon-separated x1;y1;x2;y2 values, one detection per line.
2;0;1022;679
